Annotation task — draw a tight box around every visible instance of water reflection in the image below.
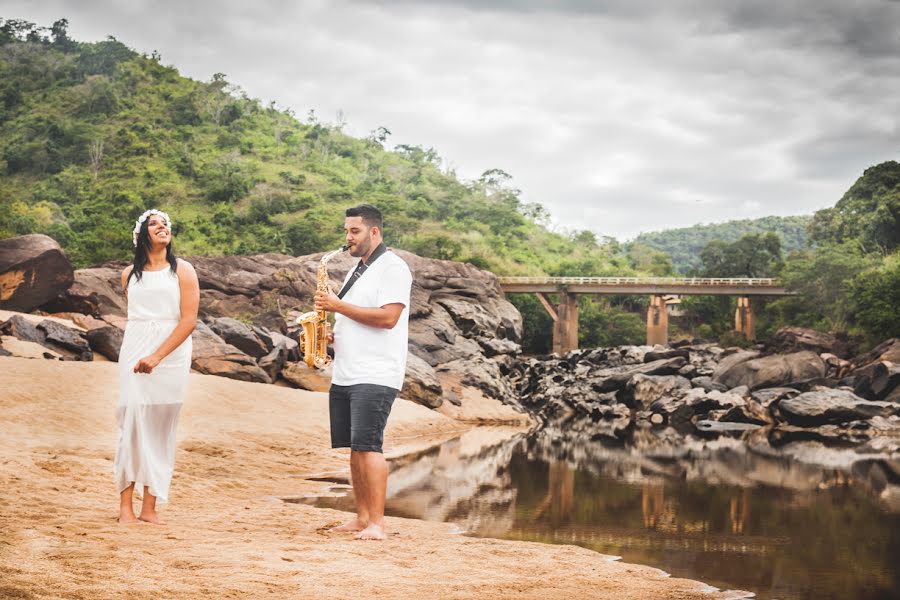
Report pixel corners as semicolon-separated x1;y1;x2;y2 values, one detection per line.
308;426;900;600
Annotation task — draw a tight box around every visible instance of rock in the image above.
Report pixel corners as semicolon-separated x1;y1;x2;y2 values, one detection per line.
0;315;91;360
251;310;287;334
0;234;74;312
191;321;271;384
710;349;760;381
623;374;692;410
258;346;286;382
40;265;126;316
690;376;728;392
750;387;801;407
269;330;301;362
37;320;92;360
767;326;857;359
402;353;443;408
644;348;690;363
850;338;900;369
85;326;123;361
281;361;331;392
853;361;900;401
713;351;826;390
592;357;689;393
778;389;900;426
0;314;46;345
207;317;269;359
719;399;773;425
476;336;521;358
695;420;762;433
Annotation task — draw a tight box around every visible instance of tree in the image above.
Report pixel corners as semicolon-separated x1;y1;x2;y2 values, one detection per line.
772;244;876;332
811;160;900;253
699;232;783;278
849;254;900;341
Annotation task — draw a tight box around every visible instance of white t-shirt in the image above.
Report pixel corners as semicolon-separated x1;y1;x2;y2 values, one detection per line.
332;250;412;390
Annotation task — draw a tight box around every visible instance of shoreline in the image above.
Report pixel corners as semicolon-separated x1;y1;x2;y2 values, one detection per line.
0;357;748;599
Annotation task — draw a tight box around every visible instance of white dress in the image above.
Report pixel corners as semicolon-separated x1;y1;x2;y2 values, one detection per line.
115;265;192;503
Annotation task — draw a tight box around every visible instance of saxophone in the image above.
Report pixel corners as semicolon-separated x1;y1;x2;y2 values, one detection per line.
297;246;347;369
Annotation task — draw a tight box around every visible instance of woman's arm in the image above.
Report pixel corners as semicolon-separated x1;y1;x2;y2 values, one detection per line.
120;265;134;296
133;260;200;374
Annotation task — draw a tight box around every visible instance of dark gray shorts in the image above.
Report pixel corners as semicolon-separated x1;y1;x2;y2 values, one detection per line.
329;383;398;453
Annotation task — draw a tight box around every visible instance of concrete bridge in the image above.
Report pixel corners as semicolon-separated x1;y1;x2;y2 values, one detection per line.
498;276;793;353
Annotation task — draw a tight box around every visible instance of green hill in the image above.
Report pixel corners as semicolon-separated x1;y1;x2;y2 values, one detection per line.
633;215;812;274
0;17;634;279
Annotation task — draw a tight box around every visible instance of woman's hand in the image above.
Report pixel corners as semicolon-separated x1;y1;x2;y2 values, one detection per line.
133;354;162;374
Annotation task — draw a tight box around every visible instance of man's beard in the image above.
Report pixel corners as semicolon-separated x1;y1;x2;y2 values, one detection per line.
349;235;372;257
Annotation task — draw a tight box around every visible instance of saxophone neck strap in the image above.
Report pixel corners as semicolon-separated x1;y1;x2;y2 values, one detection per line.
337;242;388;300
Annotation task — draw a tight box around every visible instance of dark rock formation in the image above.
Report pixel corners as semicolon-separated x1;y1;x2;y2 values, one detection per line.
0;235;74;312
207;317;269;359
712;351;826;390
190;321;271;384
778;389;900;426
86;326;124;361
767;326;858;359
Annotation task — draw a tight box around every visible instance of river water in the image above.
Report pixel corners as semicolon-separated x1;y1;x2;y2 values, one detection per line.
300;427;900;600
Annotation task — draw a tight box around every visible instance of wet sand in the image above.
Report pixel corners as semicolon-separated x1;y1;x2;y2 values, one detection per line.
0;357;746;599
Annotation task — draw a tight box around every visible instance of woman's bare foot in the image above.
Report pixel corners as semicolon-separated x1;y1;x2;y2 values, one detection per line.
354;523;386;540
138;511;164;525
117;513;141;524
331;518;367;532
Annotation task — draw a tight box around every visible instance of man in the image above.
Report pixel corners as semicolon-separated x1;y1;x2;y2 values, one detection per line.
314;204;412;541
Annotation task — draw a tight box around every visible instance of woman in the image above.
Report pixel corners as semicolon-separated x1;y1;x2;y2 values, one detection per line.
116;209;199;524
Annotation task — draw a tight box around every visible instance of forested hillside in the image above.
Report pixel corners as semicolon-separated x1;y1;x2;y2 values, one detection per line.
0;18;631;279
633;215;811;273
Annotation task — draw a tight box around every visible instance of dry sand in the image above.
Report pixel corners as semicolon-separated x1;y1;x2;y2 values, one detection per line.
0;356;745;599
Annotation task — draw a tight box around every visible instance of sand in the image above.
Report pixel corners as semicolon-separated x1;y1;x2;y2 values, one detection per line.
0;356;744;599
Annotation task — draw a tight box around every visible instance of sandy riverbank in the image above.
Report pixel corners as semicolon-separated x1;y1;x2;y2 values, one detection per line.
0;357;746;599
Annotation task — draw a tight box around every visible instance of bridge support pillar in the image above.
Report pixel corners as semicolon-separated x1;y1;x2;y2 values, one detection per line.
646;295;668;346
735;296;755;340
553;293;579;355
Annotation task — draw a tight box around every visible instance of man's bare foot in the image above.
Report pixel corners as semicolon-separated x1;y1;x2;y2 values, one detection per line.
354;523;386;540
138;512;164;525
117;513;141;524
331;518;367;532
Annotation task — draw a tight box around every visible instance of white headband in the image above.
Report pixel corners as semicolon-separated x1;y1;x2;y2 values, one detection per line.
132;209;172;247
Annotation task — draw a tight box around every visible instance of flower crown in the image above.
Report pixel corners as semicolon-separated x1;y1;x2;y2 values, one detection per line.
132;209;172;247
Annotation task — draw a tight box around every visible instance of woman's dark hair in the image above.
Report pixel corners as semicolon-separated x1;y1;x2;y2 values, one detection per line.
128;216;178;284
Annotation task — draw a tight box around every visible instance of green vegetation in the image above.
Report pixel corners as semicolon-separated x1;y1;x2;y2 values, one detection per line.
633;215;811;274
0;18;624;281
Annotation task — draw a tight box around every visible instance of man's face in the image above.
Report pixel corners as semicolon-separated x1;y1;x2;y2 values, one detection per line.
344;216;375;257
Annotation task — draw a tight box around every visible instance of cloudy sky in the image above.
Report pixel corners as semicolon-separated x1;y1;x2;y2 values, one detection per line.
5;0;899;239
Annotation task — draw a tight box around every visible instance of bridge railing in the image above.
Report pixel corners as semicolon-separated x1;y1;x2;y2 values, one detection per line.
498;276;782;286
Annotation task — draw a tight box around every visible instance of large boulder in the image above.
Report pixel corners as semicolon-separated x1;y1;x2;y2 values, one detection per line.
623;374;691;410
853;361;900;401
190;321;271;384
713;351;826;390
767;326;857;359
86;326;124;361
402;353;443;408
778;389;900;426
0;234;74;312
281;361;331;391
206;317;269;359
0;314;91;360
40;265;127;318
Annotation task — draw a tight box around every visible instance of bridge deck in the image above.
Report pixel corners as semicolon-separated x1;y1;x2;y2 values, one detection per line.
498;276;792;296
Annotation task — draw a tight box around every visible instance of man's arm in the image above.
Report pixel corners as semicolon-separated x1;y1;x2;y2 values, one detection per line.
314;289;404;329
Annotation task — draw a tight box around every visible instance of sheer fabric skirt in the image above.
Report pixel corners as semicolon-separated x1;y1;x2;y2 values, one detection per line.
115;320;191;503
